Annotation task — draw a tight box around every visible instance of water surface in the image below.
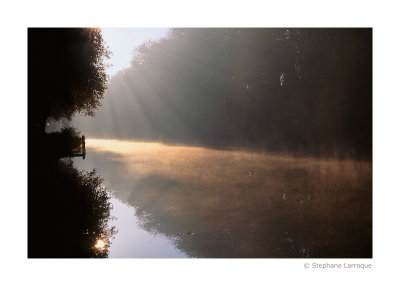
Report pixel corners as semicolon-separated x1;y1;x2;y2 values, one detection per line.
74;139;372;258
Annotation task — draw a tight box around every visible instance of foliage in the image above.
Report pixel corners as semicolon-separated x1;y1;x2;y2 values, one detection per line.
60;126;82;149
28;28;111;125
44;126;82;157
28;159;116;258
59;160;117;258
28;28;115;258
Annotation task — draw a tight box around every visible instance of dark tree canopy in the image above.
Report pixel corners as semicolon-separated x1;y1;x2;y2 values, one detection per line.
28;28;110;128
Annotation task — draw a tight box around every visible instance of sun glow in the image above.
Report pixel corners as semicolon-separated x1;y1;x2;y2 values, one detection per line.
95;239;105;249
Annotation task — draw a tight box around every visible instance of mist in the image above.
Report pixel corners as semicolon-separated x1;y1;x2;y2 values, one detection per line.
72;28;371;159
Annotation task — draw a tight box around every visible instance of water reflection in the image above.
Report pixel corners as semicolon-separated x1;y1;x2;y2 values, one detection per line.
75;139;372;258
28;158;116;258
95;239;105;249
107;198;187;258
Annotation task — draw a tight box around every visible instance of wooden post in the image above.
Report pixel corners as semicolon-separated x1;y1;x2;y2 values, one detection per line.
81;135;86;159
81;135;86;150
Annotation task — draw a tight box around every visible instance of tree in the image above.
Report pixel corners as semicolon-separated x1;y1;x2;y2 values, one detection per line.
28;159;117;258
28;28;111;131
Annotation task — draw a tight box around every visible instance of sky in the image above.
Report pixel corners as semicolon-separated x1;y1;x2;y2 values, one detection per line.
101;28;170;76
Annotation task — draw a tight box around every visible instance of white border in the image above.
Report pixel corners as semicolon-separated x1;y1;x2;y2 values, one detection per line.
1;0;399;285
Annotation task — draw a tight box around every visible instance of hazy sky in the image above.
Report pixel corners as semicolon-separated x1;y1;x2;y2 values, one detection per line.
101;28;170;76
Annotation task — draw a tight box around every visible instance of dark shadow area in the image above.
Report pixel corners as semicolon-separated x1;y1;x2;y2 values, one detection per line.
44;127;85;158
28;155;116;258
28;28;114;258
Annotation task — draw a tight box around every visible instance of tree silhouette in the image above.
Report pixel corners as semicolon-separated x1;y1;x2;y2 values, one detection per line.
28;28;115;258
28;28;110;132
28;159;117;258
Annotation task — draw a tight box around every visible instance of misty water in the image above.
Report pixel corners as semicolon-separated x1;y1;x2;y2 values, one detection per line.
73;139;372;258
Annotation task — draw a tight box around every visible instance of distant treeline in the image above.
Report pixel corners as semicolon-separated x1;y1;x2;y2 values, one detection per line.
75;28;372;159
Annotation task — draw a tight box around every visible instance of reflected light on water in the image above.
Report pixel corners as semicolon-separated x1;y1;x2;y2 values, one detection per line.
86;138;198;155
81;138;372;258
95;239;105;249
